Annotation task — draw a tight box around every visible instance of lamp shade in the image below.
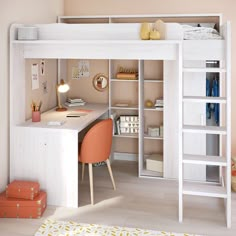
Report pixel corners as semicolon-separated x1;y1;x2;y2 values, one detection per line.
58;79;70;93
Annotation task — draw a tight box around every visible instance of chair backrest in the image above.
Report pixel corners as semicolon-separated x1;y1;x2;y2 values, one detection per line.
80;118;113;163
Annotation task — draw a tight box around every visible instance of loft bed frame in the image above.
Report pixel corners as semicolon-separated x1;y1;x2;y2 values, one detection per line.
9;14;231;227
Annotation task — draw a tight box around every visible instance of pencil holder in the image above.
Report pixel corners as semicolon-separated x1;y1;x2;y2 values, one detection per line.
32;111;41;122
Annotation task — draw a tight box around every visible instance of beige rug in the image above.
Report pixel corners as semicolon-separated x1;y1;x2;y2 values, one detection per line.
35;219;201;236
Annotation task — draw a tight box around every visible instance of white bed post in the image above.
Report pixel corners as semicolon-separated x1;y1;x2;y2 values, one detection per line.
225;21;231;229
178;42;183;222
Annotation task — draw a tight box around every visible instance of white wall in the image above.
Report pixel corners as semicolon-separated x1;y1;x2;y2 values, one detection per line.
0;0;64;191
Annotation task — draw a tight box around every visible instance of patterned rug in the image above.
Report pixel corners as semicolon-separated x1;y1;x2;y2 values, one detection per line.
35;219;201;236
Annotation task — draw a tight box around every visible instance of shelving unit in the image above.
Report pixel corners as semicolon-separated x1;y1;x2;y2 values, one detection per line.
109;59;139;162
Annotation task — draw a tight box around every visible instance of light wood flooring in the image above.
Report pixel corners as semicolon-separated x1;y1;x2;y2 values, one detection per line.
0;161;235;236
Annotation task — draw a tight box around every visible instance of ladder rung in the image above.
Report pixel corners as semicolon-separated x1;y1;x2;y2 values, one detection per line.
183;68;226;73
183;154;227;166
182;125;227;135
183;182;227;198
183;96;226;104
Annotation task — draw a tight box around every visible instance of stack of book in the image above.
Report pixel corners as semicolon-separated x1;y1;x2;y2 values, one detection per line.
154;98;164;109
65;98;86;107
116;67;138;80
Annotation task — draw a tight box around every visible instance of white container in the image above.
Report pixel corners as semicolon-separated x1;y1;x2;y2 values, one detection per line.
146;153;163;172
148;126;160;137
17;26;38;40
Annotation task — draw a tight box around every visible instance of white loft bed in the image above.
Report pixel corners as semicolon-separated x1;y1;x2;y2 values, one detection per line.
10;17;231;227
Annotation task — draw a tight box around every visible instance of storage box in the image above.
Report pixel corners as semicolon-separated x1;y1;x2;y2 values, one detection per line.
0;191;47;218
148;126;160;137
146;154;163;172
6;180;40;200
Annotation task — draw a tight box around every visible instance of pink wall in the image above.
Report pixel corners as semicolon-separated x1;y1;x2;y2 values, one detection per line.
65;0;236;155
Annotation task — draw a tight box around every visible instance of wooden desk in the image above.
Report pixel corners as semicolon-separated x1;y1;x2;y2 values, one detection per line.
10;103;108;207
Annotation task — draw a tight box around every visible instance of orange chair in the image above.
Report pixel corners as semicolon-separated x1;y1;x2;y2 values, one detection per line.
79;118;116;205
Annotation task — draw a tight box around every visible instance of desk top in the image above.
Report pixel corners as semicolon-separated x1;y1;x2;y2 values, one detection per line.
18;103;108;132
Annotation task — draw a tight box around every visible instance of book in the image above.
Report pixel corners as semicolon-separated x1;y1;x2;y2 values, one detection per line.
65;102;86;107
67;97;84;102
116;72;138;80
110;112;117;135
116;117;121;135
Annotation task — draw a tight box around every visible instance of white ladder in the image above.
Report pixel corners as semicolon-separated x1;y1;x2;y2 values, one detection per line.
178;22;231;228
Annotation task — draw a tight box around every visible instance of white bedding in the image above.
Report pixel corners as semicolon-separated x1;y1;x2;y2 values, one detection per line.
182;25;222;40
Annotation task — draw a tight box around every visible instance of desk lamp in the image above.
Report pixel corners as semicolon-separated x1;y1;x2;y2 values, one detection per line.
56;79;70;111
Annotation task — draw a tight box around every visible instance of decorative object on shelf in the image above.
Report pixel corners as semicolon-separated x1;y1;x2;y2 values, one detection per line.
148;126;160;137
150;30;161;40
145;99;154;108
117;115;139;134
160;125;164;137
31;100;42;122
65;97;86;107
56;79;70;112
93;73;108;92
17;26;38;40
140;22;161;40
146;153;163;173
116;67;138;80
154;98;164;108
140;22;151;40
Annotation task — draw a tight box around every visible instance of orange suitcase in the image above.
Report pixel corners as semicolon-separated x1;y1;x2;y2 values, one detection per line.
0;191;47;218
6;180;40;200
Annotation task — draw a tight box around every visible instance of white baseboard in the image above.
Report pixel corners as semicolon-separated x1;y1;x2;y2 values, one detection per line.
112;152;138;162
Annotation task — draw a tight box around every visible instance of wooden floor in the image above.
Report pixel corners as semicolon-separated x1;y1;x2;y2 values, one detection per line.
0;161;235;236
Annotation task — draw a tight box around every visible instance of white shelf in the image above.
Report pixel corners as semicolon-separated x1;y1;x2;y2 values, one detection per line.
183;68;226;73
111;79;138;82
183;182;227;198
113;134;138;139
182;125;227;135
144;107;164;111
144;79;164;83
144;134;164;140
111;106;138;110
140;169;163;178
183;154;227;166
183;96;227;104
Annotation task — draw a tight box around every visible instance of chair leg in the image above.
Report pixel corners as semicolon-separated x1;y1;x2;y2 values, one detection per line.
106;159;116;190
81;163;85;182
88;163;94;205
